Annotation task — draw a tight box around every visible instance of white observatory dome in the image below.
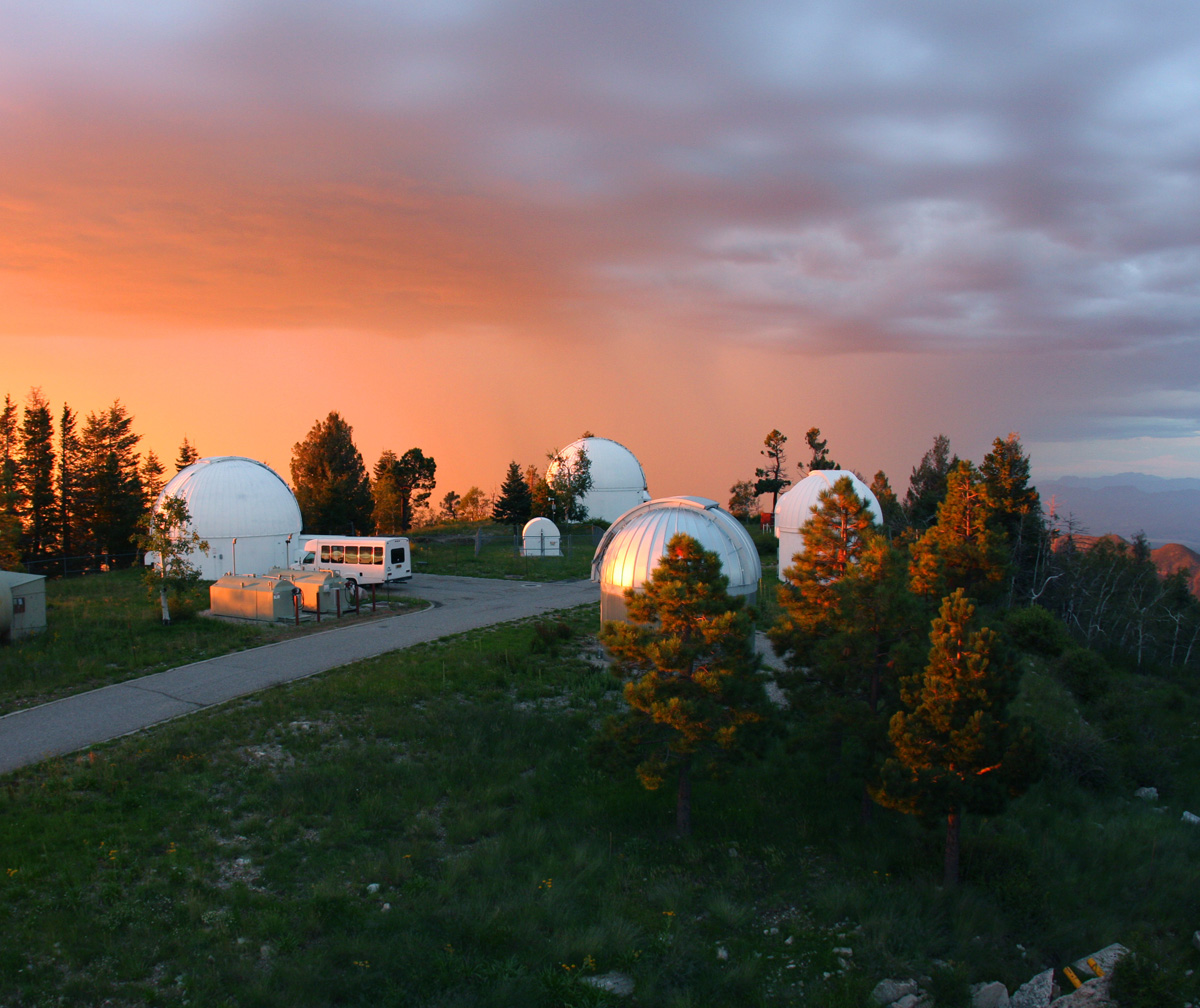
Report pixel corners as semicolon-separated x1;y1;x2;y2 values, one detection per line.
546;436;651;524
774;470;882;581
591;496;761;622
154;456;303;579
521;516;562;557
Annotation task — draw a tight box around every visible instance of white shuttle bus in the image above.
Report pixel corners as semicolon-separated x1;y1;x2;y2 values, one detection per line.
292;537;412;593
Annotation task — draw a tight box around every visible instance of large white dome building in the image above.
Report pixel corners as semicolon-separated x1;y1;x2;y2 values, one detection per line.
591;496;761;622
546;436;650;524
775;470;882;581
152;456;303;580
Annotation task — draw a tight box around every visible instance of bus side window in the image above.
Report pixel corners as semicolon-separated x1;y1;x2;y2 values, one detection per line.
321;545;330;563
372;546;383;564
345;546;359;564
331;546;344;563
391;547;406;565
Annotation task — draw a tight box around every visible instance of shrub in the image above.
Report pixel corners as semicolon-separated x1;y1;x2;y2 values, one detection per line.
1003;606;1070;657
1054;647;1112;704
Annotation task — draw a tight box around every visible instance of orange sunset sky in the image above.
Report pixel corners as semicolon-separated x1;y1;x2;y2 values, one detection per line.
3;1;1198;503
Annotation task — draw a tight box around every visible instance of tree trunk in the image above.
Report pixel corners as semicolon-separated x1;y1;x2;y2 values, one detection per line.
944;807;960;887
159;581;171;626
676;755;692;837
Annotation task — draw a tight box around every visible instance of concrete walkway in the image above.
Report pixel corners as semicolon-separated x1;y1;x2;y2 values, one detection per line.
0;574;599;775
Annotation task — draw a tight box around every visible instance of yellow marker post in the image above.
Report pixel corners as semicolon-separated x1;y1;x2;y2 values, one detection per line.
1087;957;1104;977
1063;967;1082;989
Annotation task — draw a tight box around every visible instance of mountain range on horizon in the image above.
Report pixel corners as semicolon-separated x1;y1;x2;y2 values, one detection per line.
1035;472;1200;552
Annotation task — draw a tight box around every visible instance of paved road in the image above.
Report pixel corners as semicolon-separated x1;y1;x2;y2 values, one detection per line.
0;574;599;775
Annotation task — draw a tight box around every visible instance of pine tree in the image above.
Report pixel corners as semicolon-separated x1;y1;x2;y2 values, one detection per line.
175;437;200;472
290;413;374;534
439;490;461;521
909;461;1007;602
492;461;533;534
869;470;907;539
77;401;144;557
140;451;166;507
0;394;22;542
596;534;772;836
804;426;838;471
904;434;957;528
57;405;82;558
18;389;56;557
874;590;1034;886
981;433;1045;604
754;429;791;516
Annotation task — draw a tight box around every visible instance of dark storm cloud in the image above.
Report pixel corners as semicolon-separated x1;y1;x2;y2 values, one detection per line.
2;0;1199;450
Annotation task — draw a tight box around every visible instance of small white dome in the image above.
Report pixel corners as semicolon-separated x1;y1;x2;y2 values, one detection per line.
546;436;651;523
774;470;882;535
158;457;302;539
521;516;562;557
591;496;761;621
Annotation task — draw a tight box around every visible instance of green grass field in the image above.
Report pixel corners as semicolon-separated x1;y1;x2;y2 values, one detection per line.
0;569;424;714
3;597;1200;1007
409;525;600;581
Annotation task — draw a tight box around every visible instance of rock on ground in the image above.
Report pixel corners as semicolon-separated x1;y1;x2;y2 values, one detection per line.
1011;968;1058;1008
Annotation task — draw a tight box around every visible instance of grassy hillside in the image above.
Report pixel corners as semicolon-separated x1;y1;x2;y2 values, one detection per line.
3;604;1199;1006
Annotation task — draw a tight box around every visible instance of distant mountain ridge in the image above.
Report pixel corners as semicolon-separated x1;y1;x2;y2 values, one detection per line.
1036;473;1200;551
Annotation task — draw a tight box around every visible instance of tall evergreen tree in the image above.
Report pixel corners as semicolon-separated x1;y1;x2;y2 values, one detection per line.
77;401;144;557
869;470;908;539
981;433;1045;604
0;394;21;539
904;434;957;528
290;412;374;534
175;437;200;472
58;405;82;557
18;389;56;557
754;429;791;516
492;461;533;534
909;461;1007;602
596;534;772;836
140;451;166;507
874;590;1034;886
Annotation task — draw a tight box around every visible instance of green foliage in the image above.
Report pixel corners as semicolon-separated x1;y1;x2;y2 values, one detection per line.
136;495;210;625
372;447;437;534
291;412;374;535
875;590;1036;884
1110;953;1177;1008
753;429;790;512
492;461;534;533
727;480;758;520
869;470;907;539
597;534;773;835
18;388;56;557
1002;606;1070;657
804;427;838;471
174;436;199;472
909;461;1007;603
903;434;956;529
545;443;593;522
1053;647;1112;703
77;400;145;556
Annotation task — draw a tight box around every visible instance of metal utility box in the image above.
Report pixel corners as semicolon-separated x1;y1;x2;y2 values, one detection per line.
268;569;347;613
209;575;298;622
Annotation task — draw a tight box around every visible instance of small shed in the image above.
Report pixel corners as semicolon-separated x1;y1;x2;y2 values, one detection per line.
209;575;298;622
268;569;348;613
521;517;563;557
0;570;47;642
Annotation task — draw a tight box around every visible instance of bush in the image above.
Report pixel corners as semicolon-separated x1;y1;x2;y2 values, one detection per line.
1004;606;1070;657
1109;953;1176;1008
1054;647;1112;704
